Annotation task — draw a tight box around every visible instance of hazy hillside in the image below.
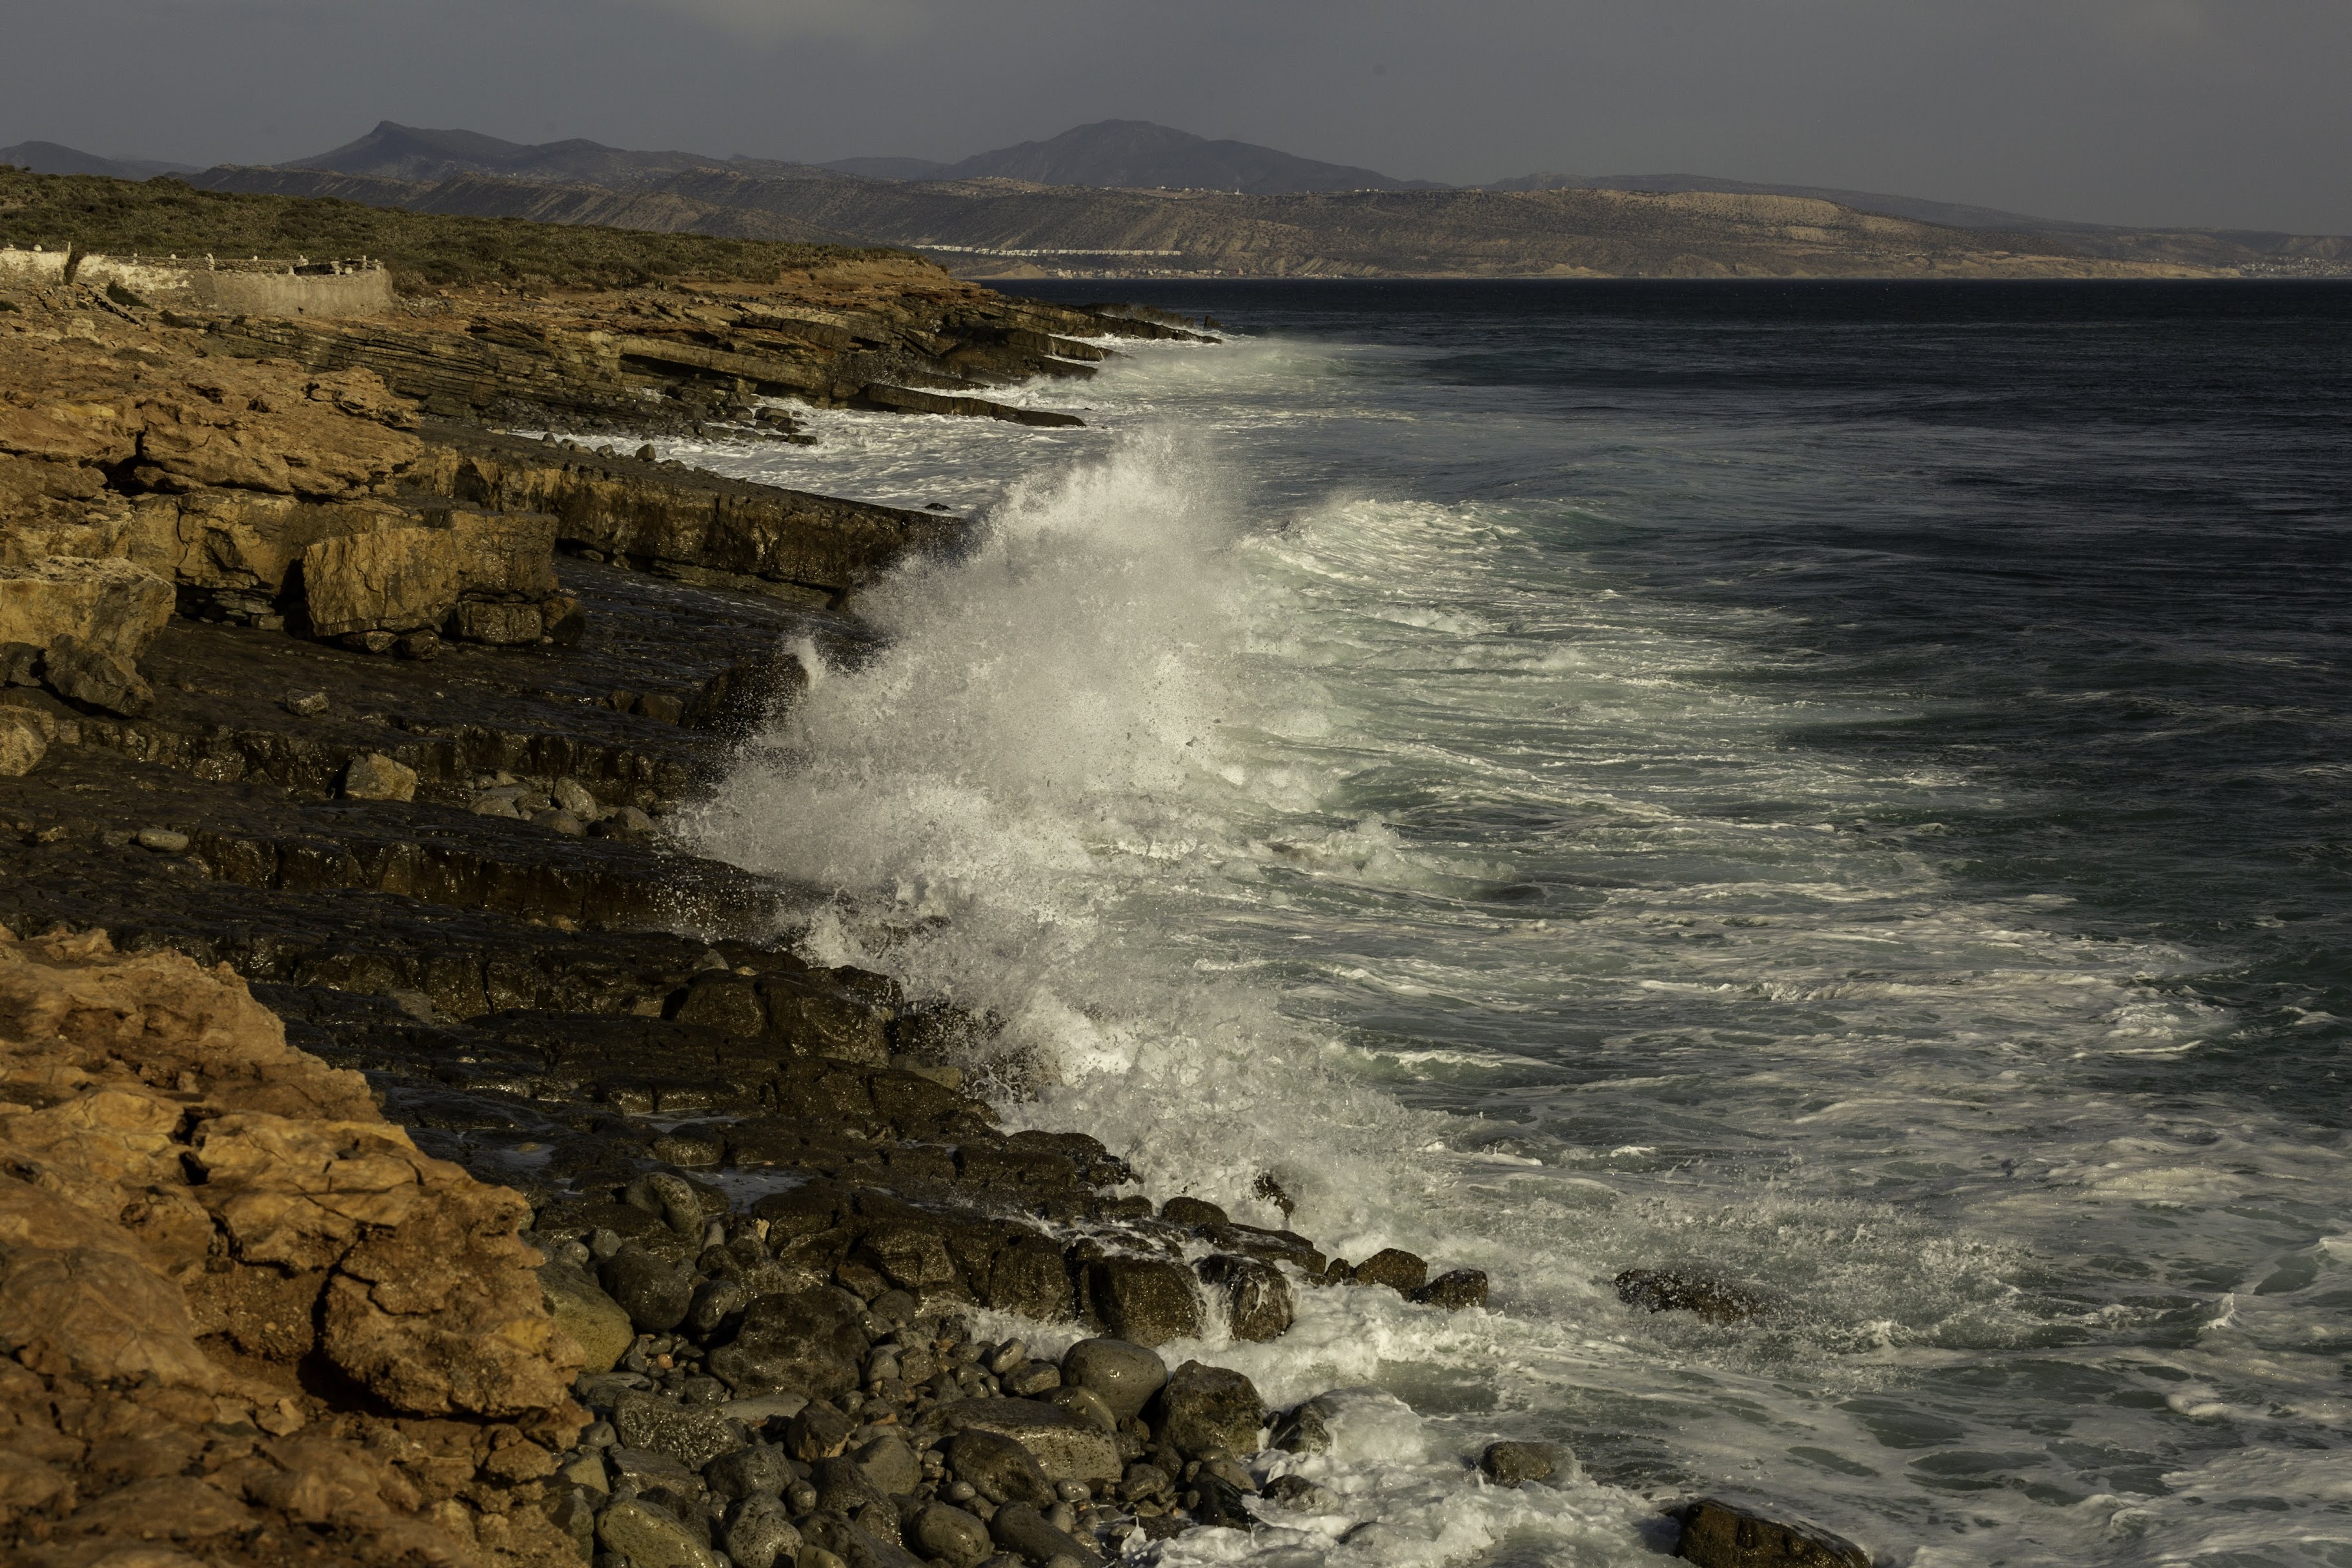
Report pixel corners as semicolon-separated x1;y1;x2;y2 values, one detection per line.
831;120;1447;194
191;164;2224;279
0;140;199;180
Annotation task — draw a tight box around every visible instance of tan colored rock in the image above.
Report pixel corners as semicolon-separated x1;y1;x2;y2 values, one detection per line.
0;927;587;1565
452;599;543;645
451;509;561;599
0;556;174;665
300;527;458;637
341;750;418;801
0;709;44;776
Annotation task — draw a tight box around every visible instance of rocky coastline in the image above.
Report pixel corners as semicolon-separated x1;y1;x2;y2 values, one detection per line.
0;256;1866;1568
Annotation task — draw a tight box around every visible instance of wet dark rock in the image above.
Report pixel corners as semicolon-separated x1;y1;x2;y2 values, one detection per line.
934;1398;1120;1484
606;1443;709;1502
598;1495;725;1568
785;1403;860;1462
1190;1471;1257;1529
1675;1498;1871;1568
1479;1441;1565;1487
911;1501;993;1567
1153;1362;1263;1457
541;1254;636;1373
714;1288;870;1401
1350;1247;1429;1294
724;1494;804;1568
814;1453;893;1517
1412;1269;1490;1310
1616;1269;1770;1325
853;1431;921;1496
1262;1474;1340;1511
1040;1383;1115;1434
1059;1339;1167;1422
944;1427;1056;1508
988;1502;1104;1566
43;634;153;716
1269;1395;1337;1455
705;1442;799;1503
614;1388;747;1469
1159;1195;1229;1227
602;1245;696;1333
986;1237;1077;1320
1195;1253;1294;1342
1086;1256;1202;1347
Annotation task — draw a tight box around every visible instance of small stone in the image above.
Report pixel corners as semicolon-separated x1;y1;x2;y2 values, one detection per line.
1269;1396;1336;1455
605;1444;708;1501
1262;1474;1339;1511
1411;1269;1490;1310
281;689;329;716
1158;1196;1228;1227
532;807;586;836
600;1246;695;1333
1152;1362;1262;1457
1059;1340;1166;1423
913;1502;993;1567
686;1275;749;1338
553;776;602;818
598;1495;727;1568
1190;1471;1255;1529
42;634;151;717
393;628;440;659
1350;1249;1428;1294
638;443;659;461
987;1502;1102;1566
1002;1361;1062;1398
639;691;685;725
945;1427;1055;1508
132;827;190;855
340;630;399;655
556;1450;609;1494
0;643;41;687
1039;1385;1115;1434
613;1388;746;1469
1195;1254;1293;1342
341;751;417;802
1479;1441;1565;1488
855;1432;921;1497
786;1404;858;1463
1676;1498;1870;1568
724;1494;803;1568
541;1258;634;1374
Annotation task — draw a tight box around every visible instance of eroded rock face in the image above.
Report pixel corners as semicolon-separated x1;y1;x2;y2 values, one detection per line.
0;927;587;1565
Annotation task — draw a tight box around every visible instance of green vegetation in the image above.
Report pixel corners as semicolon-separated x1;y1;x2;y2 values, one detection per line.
0;170;887;290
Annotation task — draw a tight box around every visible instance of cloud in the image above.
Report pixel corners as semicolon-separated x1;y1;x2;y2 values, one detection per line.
607;0;949;44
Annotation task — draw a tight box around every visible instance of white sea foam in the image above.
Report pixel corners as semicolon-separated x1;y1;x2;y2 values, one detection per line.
679;325;2352;1566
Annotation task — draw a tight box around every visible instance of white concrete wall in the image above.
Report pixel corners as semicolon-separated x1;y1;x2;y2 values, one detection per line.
0;246;71;285
75;255;393;317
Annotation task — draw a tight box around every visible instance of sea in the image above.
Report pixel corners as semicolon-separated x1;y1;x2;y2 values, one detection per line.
665;279;2352;1568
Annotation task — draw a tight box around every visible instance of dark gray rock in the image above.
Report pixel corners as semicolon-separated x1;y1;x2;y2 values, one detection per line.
933;1398;1120;1484
986;1238;1076;1320
1411;1269;1490;1310
1087;1256;1202;1347
853;1431;920;1497
987;1502;1103;1566
814;1454;891;1517
724;1494;804;1568
1039;1384;1115;1434
1190;1471;1256;1529
601;1245;695;1334
1349;1248;1428;1294
624;1171;710;1235
944;1427;1056;1508
613;1389;745;1469
705;1443;798;1503
1059;1338;1167;1422
712;1287;871;1400
604;1444;709;1502
786;1404;858;1462
1153;1361;1263;1457
687;1274;750;1338
1270;1396;1337;1455
911;1501;993;1567
1479;1441;1565;1487
1616;1269;1769;1325
1262;1474;1340;1511
1195;1254;1293;1342
1676;1498;1870;1568
0;643;43;687
1001;1360;1061;1397
1159;1196;1228;1227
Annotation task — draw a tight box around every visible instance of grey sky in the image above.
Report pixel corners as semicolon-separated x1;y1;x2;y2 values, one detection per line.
5;0;2347;233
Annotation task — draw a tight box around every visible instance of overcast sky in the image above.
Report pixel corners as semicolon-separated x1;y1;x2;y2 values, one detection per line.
5;0;2347;232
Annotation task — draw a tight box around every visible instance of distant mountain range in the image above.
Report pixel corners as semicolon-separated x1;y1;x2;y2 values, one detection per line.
0;140;199;181
8;120;2345;277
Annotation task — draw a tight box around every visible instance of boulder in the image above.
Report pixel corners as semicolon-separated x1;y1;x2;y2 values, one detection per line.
785;1403;858;1462
1262;1474;1340;1511
298;526;458;637
814;1453;892;1516
1412;1269;1490;1310
0;554;174;665
1270;1396;1337;1455
713;1286;869;1400
1060;1338;1168;1423
1676;1498;1870;1568
988;1502;1104;1566
1615;1269;1769;1325
1159;1196;1228;1227
1191;1471;1257;1529
1153;1362;1262;1456
607;1444;708;1501
724;1494;804;1568
341;751;418;803
449;508;560;599
985;1236;1076;1320
42;632;154;717
943;1427;1055;1507
705;1443;798;1503
598;1496;727;1568
935;1397;1120;1484
613;1388;745;1469
451;599;543;645
1350;1248;1428;1294
1196;1254;1293;1342
0;707;47;775
1086;1256;1202;1347
911;1501;993;1567
1479;1441;1565;1487
855;1431;922;1496
539;1256;634;1372
599;1245;695;1333
1040;1383;1117;1434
